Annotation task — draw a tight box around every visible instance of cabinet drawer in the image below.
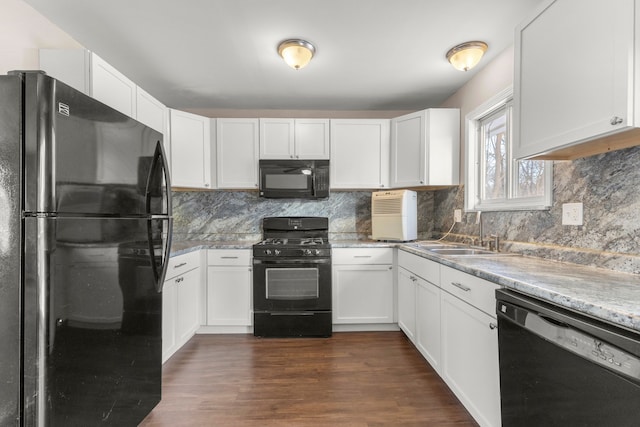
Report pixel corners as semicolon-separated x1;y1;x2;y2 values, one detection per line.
440;265;500;317
332;248;393;265
398;250;440;285
207;249;251;266
166;251;201;280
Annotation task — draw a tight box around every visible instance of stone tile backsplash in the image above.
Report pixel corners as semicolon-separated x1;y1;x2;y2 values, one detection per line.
173;145;640;274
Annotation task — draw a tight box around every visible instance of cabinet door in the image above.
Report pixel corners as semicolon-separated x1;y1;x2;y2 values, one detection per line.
397;267;416;342
513;0;634;159
391;111;425;187
330;119;390;189
415;277;441;372
259;118;295;159
216;119;259;188
206;266;252;326
332;264;394;324
176;268;201;346
136;86;166;134
441;291;501;427
294;119;330;159
169;109;213;188
39;48;91;94
90;53;137;117
161;279;177;363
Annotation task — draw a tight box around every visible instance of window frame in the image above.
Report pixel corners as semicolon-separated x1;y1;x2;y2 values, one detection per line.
464;86;553;212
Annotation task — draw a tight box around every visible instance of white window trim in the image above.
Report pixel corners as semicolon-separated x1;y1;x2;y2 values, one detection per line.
464;86;553;212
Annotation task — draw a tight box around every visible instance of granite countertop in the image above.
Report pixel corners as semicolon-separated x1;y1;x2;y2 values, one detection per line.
169;239;640;334
400;243;640;334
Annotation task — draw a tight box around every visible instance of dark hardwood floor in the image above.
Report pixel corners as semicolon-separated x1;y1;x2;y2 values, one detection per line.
141;332;479;426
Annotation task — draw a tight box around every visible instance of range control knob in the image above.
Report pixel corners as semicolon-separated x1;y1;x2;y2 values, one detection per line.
304;249;312;256
265;249;272;255
315;249;321;255
274;249;281;256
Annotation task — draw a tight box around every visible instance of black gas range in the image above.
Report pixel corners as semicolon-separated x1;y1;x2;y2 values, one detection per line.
252;217;332;338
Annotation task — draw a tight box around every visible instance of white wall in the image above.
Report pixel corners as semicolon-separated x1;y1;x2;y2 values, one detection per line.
0;0;81;74
438;45;515;181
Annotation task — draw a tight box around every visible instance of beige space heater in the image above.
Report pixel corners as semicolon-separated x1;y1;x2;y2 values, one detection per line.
371;189;417;241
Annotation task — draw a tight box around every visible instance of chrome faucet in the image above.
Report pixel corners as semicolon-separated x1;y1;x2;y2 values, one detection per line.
476;211;484;247
488;234;500;252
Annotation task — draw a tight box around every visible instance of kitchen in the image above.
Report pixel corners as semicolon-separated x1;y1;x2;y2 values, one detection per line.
2;0;640;426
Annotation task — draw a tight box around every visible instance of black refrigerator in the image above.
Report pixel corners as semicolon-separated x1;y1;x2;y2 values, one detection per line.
0;71;172;426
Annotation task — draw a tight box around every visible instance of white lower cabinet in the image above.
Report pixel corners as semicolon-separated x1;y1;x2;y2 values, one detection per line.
332;248;395;328
440;266;501;427
415;276;441;372
397;267;417;342
162;251;202;363
397;250;441;372
398;250;500;427
206;250;252;329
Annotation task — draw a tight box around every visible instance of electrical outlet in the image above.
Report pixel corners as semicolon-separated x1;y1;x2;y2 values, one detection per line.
454;209;462;223
562;202;583;226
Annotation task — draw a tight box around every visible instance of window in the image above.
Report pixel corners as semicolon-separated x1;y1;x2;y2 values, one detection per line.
465;87;552;211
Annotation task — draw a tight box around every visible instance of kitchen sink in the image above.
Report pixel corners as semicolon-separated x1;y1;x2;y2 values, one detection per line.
409;241;517;256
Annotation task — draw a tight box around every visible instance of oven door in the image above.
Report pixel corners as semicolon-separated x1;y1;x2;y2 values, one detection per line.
253;258;331;312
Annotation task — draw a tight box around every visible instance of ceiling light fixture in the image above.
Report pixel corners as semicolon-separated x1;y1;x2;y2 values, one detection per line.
277;39;316;70
446;41;488;71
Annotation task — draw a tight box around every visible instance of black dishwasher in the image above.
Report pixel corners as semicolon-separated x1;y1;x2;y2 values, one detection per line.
496;289;640;427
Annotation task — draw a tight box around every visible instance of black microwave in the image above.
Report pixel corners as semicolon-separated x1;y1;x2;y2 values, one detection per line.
259;159;330;199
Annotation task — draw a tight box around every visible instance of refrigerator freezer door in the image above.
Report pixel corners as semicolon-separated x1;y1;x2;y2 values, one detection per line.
23;216;170;426
0;74;22;426
22;72;169;217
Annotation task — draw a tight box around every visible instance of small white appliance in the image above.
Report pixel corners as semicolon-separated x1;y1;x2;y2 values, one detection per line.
371;189;417;241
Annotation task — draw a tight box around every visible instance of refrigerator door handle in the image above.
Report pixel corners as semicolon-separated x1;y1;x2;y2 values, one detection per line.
146;140;173;292
147;217;172;292
145;141;172;216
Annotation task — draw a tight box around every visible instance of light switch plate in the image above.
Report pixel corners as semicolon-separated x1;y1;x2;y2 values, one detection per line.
562;202;583;226
454;209;462;223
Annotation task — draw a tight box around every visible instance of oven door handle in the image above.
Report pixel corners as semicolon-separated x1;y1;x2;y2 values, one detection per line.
269;312;315;316
253;258;331;265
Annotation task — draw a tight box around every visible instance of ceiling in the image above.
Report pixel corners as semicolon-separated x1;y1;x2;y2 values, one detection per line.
24;0;543;112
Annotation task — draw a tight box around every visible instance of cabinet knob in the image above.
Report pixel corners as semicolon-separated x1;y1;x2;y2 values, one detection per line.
489;323;497;330
420;180;424;184
610;116;624;126
205;183;210;187
290;155;294;159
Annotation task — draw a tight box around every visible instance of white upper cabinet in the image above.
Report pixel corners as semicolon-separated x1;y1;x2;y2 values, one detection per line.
89;54;137;117
514;0;640;160
40;49;137;118
136;86;167;134
40;49;167;133
169;109;214;189
216;118;260;188
390;108;460;188
259;118;330;159
330;119;390;189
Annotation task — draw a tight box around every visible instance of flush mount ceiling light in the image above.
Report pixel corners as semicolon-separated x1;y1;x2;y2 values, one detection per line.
277;39;316;70
446;41;488;71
